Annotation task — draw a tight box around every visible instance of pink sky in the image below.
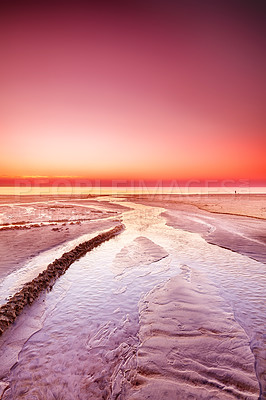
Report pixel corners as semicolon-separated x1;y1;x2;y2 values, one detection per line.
0;1;265;184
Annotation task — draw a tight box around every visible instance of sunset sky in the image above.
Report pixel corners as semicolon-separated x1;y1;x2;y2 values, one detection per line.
0;1;265;186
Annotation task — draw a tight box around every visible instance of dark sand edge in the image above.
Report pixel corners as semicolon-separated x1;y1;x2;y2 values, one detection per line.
161;210;266;265
185;204;266;221
124;195;266;220
123;196;266;264
0;224;124;336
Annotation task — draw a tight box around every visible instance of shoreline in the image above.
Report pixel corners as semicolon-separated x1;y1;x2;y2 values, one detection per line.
0;219;121;282
0;194;265;398
124;195;266;264
0;196;131;281
125;193;266;220
0;224;124;336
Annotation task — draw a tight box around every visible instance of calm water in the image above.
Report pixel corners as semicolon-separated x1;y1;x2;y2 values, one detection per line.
0;199;265;399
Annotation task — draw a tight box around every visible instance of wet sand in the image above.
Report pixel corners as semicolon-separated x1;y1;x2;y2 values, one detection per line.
126;194;266;219
0;220;120;281
123;268;260;399
0;224;124;335
0;194;265;399
0;197;130;281
181;194;266;220
127;194;266;264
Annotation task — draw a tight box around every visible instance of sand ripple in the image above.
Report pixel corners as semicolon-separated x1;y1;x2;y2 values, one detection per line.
122;269;260;399
112;236;168;275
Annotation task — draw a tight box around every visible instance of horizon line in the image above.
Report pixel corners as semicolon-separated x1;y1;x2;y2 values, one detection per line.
0;178;266;188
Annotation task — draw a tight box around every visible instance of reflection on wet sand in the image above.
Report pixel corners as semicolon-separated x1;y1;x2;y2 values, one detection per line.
0;224;124;335
0;195;265;399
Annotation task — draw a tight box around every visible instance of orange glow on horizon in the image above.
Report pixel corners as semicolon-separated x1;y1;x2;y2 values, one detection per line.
0;2;265;183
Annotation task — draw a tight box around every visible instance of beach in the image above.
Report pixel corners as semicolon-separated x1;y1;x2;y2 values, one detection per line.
0;194;265;399
0;196;129;281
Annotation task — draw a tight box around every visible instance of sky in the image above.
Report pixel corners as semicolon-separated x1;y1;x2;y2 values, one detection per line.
0;0;265;186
